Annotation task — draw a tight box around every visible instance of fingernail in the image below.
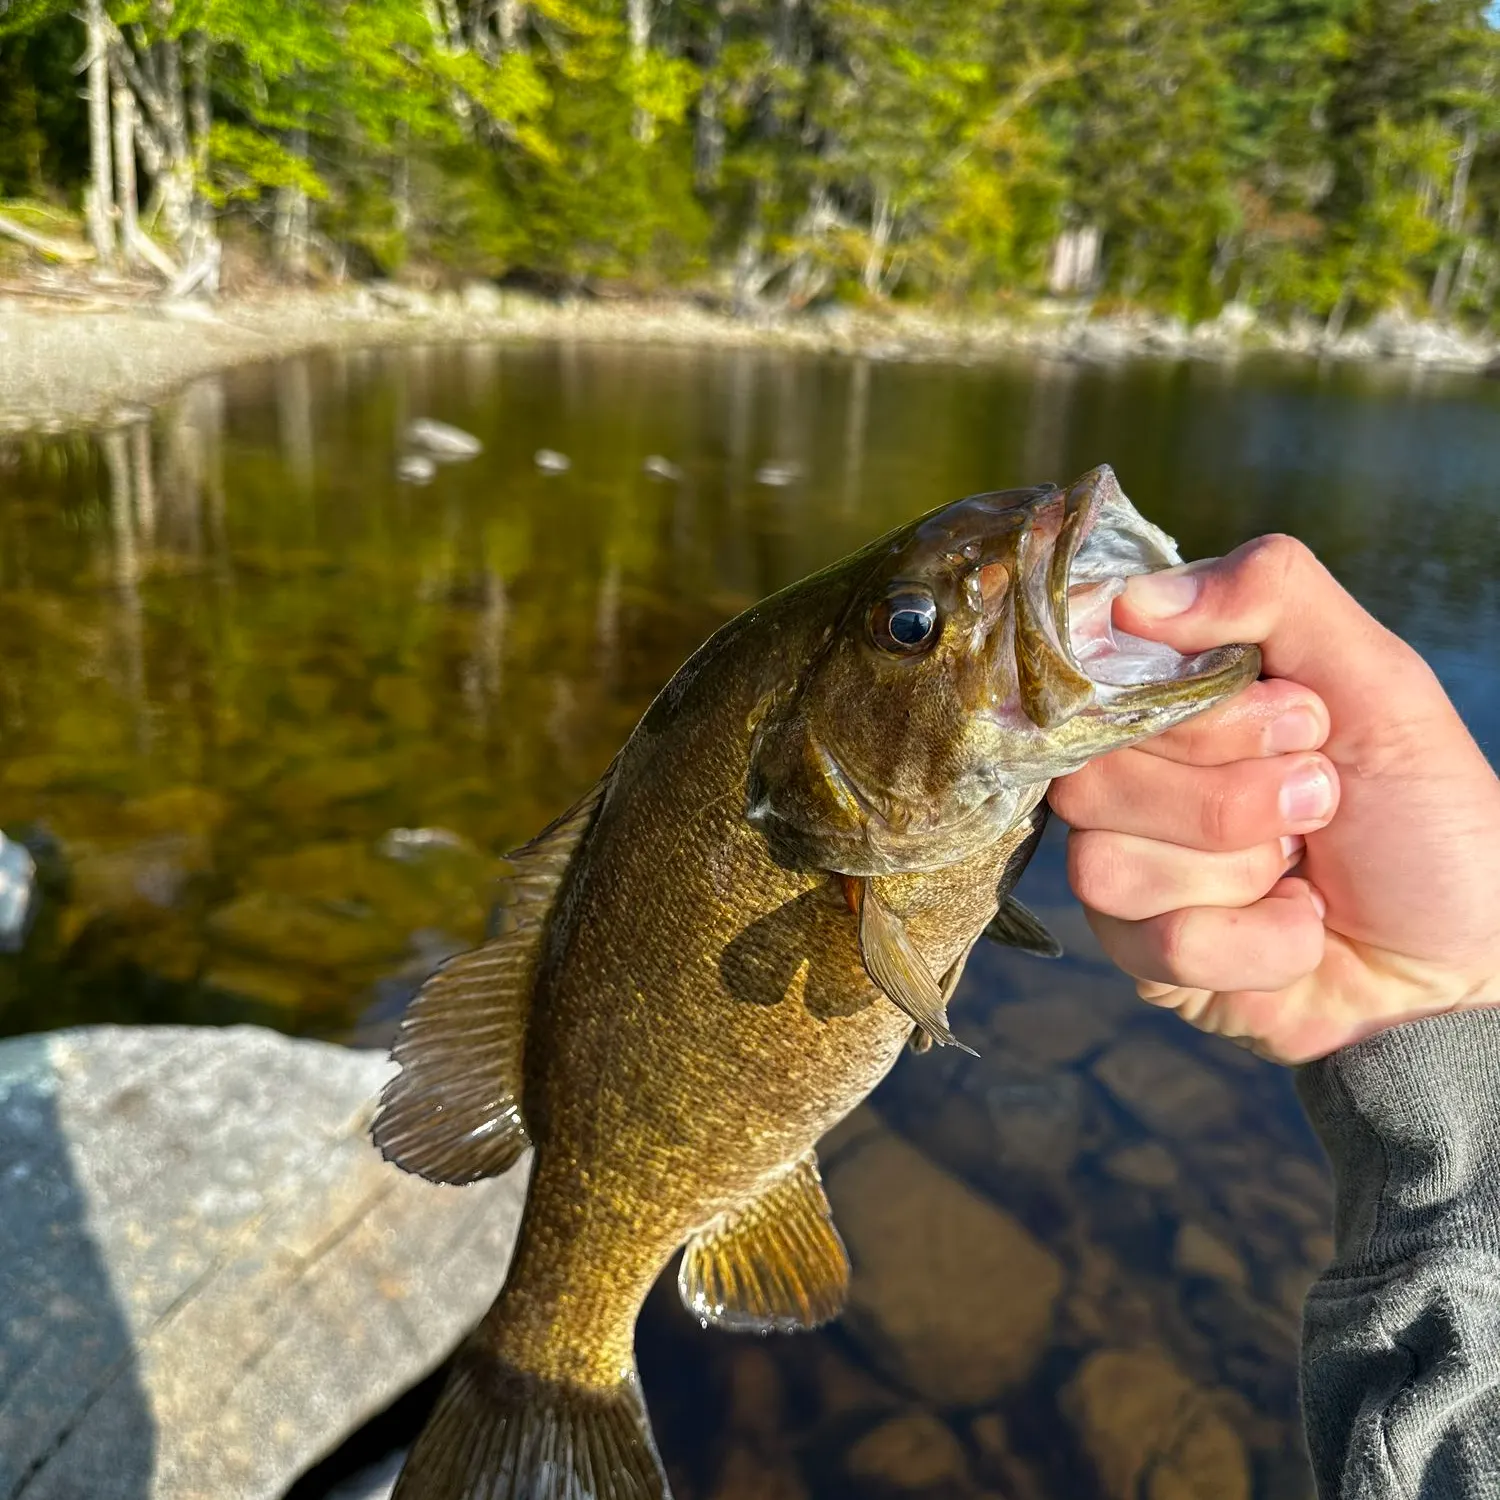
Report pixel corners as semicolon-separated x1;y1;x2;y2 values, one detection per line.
1268;706;1322;754
1279;763;1334;824
1307;884;1327;920
1123;567;1200;619
1279;834;1306;862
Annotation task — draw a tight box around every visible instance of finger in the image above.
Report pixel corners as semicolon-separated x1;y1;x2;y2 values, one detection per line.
1050;748;1338;849
1114;535;1465;770
1085;878;1326;993
1068;828;1302;921
1130;677;1329;766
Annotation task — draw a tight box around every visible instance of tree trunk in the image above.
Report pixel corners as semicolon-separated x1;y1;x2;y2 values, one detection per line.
1445;118;1477;235
1450;239;1480;312
1431;116;1478;317
732;186;768;316
393;123;412;238
275;128;310;282
1324;281;1354;342
694;4;725;190
863;188;892;297
84;0;116;264
1047;224;1100;296
498;0;524;48
1430;257;1454;316
467;0;498;62
113;77;140;268
627;0;651;142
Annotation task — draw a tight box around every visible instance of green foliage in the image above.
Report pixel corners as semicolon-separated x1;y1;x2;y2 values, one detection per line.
0;0;1495;323
205;121;330;204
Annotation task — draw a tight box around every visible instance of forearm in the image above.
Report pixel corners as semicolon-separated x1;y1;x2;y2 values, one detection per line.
1296;1009;1500;1499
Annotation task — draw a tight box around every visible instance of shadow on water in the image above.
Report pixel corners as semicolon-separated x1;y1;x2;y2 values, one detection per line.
0;1037;156;1500
1;343;1497;1498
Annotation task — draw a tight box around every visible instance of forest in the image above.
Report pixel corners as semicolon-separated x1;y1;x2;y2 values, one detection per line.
0;0;1496;327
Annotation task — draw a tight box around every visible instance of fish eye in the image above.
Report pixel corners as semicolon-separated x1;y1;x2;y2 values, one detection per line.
870;592;939;655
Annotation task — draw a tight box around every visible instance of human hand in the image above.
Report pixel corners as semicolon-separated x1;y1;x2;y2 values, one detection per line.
1049;535;1500;1064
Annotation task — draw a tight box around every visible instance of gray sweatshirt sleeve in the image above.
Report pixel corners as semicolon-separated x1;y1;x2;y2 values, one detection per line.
1295;1009;1500;1499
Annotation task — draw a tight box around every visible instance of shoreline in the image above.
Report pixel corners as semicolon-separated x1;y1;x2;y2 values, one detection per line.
1;283;1496;432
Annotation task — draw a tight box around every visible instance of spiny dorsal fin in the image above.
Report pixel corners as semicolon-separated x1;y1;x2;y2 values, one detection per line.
857;878;978;1056
983;895;1063;959
372;776;609;1185
679;1153;849;1333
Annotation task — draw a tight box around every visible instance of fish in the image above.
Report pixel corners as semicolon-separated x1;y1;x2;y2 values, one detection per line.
372;464;1259;1500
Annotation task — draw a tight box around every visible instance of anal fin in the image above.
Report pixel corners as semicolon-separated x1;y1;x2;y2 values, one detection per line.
372;775;609;1185
679;1153;849;1333
857;878;978;1055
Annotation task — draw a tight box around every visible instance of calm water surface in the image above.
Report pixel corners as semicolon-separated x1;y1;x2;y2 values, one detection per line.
2;344;1498;1499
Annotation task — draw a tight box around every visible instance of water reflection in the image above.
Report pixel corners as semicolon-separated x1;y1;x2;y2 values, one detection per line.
2;345;1498;1500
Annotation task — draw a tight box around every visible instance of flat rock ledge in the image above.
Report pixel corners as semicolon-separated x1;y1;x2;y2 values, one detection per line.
0;1024;525;1500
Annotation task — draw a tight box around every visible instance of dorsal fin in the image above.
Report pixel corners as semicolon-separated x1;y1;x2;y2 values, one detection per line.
372;775;609;1184
678;1153;849;1332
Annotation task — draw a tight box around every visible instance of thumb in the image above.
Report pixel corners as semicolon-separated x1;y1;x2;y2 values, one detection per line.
1116;534;1458;768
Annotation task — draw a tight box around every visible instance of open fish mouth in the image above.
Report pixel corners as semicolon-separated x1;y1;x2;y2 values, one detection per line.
1012;465;1257;728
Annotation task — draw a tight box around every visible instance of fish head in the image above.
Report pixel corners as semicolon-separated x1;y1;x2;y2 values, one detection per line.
746;464;1261;875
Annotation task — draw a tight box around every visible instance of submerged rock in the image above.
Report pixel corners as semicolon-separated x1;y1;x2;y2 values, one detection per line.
1062;1346;1250;1500
1093;1031;1240;1137
0;1025;523;1500
1173;1221;1249;1289
845;1411;970;1492
206;889;406;972
826;1124;1063;1405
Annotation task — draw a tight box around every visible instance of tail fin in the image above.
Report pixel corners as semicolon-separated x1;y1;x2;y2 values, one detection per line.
392;1344;671;1500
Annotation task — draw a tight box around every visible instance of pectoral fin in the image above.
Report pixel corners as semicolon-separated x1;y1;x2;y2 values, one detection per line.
856;878;978;1055
678;1153;849;1332
372;774;610;1184
983;896;1063;959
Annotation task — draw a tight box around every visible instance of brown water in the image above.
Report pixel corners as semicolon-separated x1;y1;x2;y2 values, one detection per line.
3;343;1498;1499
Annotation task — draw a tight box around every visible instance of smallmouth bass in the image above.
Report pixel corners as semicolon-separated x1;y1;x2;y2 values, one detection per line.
374;465;1259;1499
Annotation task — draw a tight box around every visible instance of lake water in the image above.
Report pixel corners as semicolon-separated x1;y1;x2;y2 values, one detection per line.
2;343;1497;1499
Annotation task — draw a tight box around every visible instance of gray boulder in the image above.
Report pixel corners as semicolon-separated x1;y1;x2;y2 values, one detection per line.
0;1025;524;1500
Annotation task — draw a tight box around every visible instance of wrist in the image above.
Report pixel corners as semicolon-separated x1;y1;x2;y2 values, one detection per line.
1297;1009;1500;1273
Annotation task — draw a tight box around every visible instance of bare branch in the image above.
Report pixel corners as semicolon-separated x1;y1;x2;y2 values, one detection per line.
0;209;95;262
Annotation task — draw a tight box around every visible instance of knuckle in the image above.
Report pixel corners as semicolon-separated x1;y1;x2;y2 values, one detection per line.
1151;907;1201;979
1068;833;1127;911
1231;533;1313;615
1197;774;1253;848
1244;532;1311;589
